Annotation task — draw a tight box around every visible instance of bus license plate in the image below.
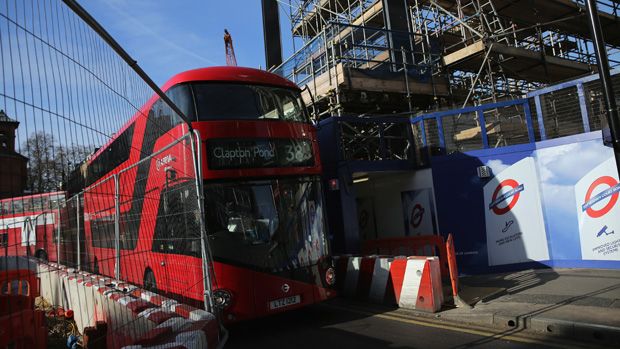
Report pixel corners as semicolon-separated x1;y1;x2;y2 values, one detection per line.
269;295;301;310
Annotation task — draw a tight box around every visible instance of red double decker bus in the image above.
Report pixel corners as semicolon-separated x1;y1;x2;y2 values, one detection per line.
81;66;335;321
0;192;66;261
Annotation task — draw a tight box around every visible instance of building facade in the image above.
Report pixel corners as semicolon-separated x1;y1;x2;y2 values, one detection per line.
0;110;28;199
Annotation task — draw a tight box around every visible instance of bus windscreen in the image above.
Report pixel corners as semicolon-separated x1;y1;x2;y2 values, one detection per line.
204;176;327;272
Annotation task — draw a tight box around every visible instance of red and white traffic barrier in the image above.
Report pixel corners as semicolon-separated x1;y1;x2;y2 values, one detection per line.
337;255;444;313
342;256;361;297
368;256;395;304
395;257;444;312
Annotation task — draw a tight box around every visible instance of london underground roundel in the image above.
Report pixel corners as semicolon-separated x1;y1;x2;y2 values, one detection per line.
489;179;525;215
582;176;620;219
410;203;425;228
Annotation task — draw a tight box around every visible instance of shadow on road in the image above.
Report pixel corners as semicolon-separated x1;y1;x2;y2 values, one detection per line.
225;302;406;349
224;299;551;349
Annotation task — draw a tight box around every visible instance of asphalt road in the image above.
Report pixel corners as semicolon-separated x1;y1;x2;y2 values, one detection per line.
225;300;587;349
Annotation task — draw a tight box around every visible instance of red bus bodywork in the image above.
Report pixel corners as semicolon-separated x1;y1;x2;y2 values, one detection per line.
0;192;66;262
82;67;335;322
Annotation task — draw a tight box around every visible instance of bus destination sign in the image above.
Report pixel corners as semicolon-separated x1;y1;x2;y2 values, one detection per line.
206;138;314;170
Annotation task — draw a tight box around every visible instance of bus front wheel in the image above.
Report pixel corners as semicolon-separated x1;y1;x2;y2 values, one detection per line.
144;269;157;292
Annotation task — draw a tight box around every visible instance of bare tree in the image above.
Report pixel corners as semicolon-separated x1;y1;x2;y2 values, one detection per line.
56;143;92;183
23;132;57;193
22;132;92;193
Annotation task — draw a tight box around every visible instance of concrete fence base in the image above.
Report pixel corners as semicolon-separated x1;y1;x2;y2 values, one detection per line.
36;261;220;348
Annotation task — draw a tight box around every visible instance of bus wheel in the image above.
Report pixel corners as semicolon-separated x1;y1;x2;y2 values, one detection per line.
35;250;48;261
93;258;99;274
144;269;157;292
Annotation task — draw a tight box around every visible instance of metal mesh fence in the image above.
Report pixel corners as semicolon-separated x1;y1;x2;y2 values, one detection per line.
484;104;530;148
539;85;585;139
410;121;427;167
413;99;535;156
0;1;216;347
584;73;620;132
423;118;441;155
441;112;482;154
340;119;412;161
412;74;618;157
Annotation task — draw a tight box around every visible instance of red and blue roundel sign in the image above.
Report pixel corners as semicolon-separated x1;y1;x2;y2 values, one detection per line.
410;203;425;228
582;176;620;219
489;179;525;215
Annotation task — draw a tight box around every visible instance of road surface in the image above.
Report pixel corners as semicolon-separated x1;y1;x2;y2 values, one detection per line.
225;300;596;349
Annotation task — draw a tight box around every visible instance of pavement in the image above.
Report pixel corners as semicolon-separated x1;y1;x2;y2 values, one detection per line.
405;268;620;347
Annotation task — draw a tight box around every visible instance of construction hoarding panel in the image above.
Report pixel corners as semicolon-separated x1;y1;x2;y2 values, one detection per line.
575;157;620;260
483;157;550;266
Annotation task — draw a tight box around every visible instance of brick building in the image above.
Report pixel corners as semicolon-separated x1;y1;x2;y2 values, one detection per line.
0;110;28;199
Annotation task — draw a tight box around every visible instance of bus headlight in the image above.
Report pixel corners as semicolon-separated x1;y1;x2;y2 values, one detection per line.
213;289;232;308
325;267;336;286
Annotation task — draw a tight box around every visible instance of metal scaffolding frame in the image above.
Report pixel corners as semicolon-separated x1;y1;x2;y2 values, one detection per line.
276;0;620;117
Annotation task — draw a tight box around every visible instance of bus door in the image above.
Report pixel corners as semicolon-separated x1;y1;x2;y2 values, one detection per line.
152;180;203;298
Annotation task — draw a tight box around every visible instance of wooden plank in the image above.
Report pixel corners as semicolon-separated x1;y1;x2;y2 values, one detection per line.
442;40;485;66
490;43;591;72
300;62;450;104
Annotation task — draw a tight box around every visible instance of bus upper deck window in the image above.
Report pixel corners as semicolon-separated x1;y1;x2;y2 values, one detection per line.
191;83;308;123
12;201;23;214
0;202;9;214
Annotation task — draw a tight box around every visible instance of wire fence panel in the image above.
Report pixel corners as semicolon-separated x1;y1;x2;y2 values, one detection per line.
584;73;620;132
423;118;441;155
0;1;216;347
116;133;205;307
340;119;412;161
539;86;585;139
484;104;530;148
441;112;481;154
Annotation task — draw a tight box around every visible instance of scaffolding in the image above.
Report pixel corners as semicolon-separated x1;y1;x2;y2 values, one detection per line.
275;0;620;116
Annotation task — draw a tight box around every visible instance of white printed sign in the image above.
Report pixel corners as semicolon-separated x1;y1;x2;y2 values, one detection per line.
484;157;549;266
0;213;55;246
575;157;620;260
402;189;435;236
356;197;376;240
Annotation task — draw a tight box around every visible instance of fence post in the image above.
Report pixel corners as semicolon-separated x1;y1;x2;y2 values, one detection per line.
191;130;214;313
76;194;81;270
114;174;120;280
477;109;489;148
534;95;547;140
56;205;61;263
576;83;591;133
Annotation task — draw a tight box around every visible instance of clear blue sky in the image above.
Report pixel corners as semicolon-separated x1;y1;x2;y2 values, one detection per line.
82;0;296;86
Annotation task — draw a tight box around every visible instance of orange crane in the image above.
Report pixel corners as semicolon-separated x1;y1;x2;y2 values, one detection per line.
224;29;237;66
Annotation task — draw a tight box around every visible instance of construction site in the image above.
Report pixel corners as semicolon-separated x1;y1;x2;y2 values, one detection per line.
2;1;620;348
270;0;620;117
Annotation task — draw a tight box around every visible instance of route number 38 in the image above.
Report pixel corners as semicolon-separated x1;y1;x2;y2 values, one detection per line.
284;142;312;162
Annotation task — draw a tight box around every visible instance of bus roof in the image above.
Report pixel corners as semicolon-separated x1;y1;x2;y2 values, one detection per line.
161;66;299;91
86;66;299;173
